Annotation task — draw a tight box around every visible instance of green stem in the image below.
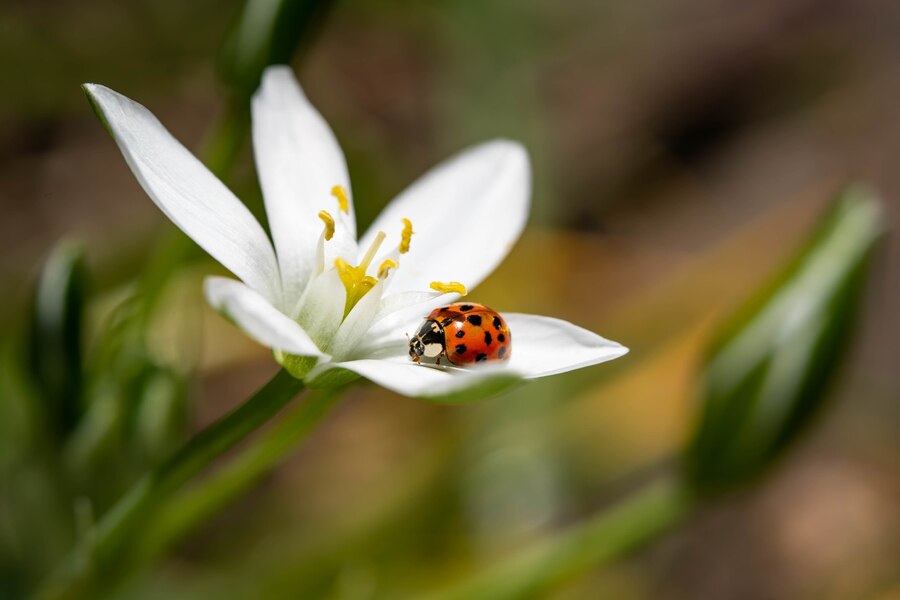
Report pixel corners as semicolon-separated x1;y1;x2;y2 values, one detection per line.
419;479;694;600
202;99;250;180
36;369;305;600
134;388;340;564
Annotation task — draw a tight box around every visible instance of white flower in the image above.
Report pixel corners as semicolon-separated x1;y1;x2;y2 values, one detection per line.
83;66;627;399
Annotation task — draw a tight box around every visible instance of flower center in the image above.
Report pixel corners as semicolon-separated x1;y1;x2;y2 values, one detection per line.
318;188;416;317
314;189;467;320
335;231;385;316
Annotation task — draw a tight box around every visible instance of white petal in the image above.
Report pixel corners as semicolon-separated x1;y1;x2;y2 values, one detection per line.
374;291;451;323
330;280;384;360
350;291;461;361
84;84;281;303
252;66;357;303
293;268;346;352
319;356;520;401
359;140;530;295
204;277;325;358
346;318;408;362
503;314;628;378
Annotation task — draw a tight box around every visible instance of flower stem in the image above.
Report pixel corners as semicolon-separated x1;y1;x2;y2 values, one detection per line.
36;369;305;600
202;99;250;180
419;479;694;600
134;388;340;565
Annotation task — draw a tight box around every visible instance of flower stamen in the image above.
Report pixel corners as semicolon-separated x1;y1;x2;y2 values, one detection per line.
360;231;386;271
331;185;350;214
430;281;467;295
377;259;398;279
313;210;337;275
400;218;414;254
318;210;335;241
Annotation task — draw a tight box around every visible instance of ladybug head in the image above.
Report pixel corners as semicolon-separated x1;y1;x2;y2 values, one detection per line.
409;335;425;360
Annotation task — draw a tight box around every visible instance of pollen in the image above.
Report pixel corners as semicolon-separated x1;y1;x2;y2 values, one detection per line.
318;210;335;241
377;259;398;279
430;281;467;295
331;185;350;213
400;218;414;254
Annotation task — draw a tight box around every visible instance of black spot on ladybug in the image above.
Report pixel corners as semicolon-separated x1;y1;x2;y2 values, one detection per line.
455;344;467;354
484;331;492;345
460;304;474;311
498;346;507;358
466;315;482;326
441;317;453;327
492;316;502;330
455;330;465;338
498;333;506;342
475;353;487;362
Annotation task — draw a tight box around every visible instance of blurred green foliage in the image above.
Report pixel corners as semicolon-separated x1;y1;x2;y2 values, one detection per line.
219;0;335;103
25;241;87;440
685;186;882;491
1;243;190;597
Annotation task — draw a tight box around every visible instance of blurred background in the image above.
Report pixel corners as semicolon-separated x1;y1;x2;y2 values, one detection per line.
1;0;898;599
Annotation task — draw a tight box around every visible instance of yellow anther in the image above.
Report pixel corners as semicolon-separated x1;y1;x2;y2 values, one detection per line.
400;218;414;254
331;185;350;213
318;210;335;241
377;259;398;279
430;281;467;295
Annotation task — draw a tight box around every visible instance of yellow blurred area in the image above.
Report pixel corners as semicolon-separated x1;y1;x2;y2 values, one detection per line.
562;183;831;478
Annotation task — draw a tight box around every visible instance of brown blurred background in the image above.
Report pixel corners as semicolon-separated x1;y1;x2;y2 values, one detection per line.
1;1;899;598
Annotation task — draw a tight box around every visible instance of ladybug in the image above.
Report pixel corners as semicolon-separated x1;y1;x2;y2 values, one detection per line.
409;302;511;366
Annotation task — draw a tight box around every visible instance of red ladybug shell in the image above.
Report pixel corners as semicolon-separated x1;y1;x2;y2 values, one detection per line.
426;302;511;366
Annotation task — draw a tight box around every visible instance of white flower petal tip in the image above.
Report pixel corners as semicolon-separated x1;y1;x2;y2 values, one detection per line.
502;314;628;379
83;84;282;304
252;66;355;300
313;358;522;403
203;277;326;360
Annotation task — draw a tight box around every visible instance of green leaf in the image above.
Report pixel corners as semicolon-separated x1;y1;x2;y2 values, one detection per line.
684;185;883;491
26;240;88;439
132;366;188;465
218;0;335;101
